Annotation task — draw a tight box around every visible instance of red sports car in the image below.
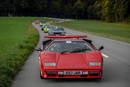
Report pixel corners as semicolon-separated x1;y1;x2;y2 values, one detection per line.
34;20;40;24
36;35;104;79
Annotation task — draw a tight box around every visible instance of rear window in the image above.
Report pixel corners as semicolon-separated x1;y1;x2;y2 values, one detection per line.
46;41;93;53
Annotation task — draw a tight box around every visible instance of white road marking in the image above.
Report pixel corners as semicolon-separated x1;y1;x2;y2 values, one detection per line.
102;53;109;58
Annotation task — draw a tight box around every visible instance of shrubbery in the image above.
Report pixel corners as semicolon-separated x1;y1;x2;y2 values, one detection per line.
0;23;39;87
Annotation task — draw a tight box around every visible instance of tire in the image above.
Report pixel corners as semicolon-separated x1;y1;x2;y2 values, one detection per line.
40;70;44;79
95;78;102;81
44;31;48;33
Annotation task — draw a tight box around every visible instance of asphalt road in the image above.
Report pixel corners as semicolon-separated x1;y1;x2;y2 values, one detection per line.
11;23;130;87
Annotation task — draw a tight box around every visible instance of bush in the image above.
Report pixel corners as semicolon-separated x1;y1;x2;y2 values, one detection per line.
0;23;39;87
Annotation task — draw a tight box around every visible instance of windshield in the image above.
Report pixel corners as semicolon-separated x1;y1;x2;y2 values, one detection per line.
46;41;93;53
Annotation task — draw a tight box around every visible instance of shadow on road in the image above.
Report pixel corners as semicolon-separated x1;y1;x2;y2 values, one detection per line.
42;78;104;83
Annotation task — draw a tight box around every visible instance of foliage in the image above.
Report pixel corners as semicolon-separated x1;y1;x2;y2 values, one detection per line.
0;23;39;87
0;0;129;22
0;17;50;87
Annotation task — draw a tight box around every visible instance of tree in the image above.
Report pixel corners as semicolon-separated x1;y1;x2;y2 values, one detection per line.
72;0;84;19
0;0;129;22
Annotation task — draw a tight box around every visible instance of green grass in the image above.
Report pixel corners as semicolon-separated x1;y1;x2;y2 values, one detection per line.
0;17;51;54
0;17;51;87
53;20;130;43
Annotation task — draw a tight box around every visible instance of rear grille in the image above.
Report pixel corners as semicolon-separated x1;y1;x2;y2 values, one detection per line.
47;74;56;76
89;74;99;76
89;71;100;76
54;32;61;34
46;71;57;76
59;75;65;77
80;75;88;77
46;71;101;77
46;71;56;74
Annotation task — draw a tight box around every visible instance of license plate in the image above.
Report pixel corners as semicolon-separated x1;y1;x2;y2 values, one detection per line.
64;71;82;75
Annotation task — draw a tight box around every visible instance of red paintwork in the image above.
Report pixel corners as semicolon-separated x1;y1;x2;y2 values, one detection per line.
35;20;40;24
45;35;87;39
38;36;103;79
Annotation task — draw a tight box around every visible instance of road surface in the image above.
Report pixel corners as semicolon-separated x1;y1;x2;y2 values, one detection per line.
11;23;130;87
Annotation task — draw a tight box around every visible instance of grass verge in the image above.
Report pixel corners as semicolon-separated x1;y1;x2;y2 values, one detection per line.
53;20;130;43
0;19;40;87
0;17;51;54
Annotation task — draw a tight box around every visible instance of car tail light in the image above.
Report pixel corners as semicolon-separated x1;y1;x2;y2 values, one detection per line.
88;62;101;66
44;63;56;66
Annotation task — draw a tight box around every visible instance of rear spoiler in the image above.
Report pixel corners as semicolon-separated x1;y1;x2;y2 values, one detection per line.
44;35;87;39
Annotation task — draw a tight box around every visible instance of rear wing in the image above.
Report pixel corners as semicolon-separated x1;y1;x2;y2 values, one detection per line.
44;35;87;39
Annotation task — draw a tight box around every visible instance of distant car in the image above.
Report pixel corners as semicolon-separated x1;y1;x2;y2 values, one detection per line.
41;25;52;33
40;20;46;27
48;27;66;35
39;20;46;23
35;20;40;24
36;35;104;79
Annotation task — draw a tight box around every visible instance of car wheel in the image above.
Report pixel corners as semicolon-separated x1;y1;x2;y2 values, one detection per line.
40;70;44;79
44;30;48;33
96;78;102;81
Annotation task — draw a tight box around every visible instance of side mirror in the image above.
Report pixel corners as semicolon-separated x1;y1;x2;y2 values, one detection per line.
35;48;42;51
98;46;104;51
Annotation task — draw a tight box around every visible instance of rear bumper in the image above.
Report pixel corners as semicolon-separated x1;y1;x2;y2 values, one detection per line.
41;69;102;79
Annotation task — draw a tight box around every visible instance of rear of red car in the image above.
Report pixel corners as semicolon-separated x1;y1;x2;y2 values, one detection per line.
39;51;103;79
43;70;102;78
39;35;103;79
35;20;40;24
41;67;103;78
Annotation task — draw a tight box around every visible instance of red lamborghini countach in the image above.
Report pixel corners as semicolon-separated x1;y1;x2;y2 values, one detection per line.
36;35;104;79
